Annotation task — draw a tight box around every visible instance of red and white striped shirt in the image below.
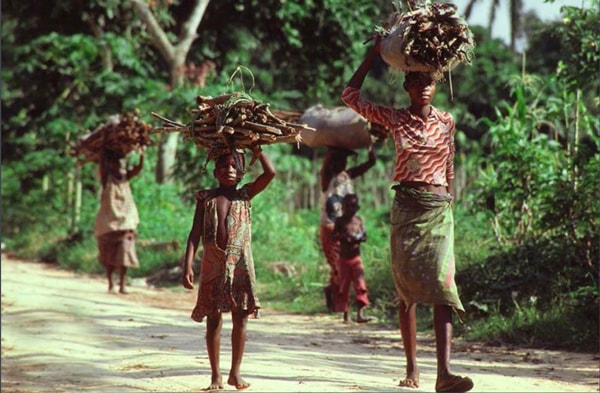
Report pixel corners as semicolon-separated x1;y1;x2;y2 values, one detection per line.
342;86;455;187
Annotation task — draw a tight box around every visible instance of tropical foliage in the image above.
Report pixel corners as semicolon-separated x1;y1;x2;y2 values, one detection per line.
2;0;598;351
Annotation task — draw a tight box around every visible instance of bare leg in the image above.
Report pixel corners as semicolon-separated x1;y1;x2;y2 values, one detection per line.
398;301;419;388
434;305;452;379
106;266;115;292
434;305;473;392
227;311;249;390
206;312;224;390
118;267;128;294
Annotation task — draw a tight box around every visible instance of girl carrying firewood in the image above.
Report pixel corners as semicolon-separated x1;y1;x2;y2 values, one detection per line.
94;148;144;294
182;145;275;391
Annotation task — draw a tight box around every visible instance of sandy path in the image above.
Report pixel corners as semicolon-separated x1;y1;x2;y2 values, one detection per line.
1;254;598;392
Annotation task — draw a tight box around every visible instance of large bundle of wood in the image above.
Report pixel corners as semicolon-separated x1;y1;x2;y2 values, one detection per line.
152;92;315;158
73;110;154;163
378;0;474;77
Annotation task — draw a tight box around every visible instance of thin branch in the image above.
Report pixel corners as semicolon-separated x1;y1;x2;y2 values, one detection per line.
175;0;210;57
130;0;175;61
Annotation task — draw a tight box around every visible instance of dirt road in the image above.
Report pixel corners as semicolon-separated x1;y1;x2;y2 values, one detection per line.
1;254;598;392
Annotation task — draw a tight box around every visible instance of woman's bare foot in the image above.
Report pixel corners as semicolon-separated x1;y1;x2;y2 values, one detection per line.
108;284;115;293
399;369;420;389
205;375;223;391
398;377;419;388
227;375;250;390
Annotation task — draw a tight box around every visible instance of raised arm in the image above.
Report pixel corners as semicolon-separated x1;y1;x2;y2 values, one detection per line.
347;145;376;179
246;146;276;199
347;38;381;89
342;38;395;129
126;150;145;180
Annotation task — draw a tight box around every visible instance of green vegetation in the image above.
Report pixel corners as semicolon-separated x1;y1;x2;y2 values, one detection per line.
2;0;598;352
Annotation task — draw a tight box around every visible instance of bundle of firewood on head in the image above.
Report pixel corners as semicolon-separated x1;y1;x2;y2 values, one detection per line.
151;91;315;162
376;0;475;81
72;110;154;163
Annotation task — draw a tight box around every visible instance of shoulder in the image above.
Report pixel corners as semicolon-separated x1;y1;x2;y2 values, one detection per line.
396;107;412;121
432;106;454;125
195;188;217;202
233;185;251;201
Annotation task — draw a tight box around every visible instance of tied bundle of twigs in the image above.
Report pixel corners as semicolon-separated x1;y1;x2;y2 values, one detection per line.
377;0;474;78
151;92;314;157
73;110;154;163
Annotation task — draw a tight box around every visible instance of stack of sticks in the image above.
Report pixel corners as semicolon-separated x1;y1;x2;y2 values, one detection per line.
73;110;154;163
151;92;314;155
378;1;474;76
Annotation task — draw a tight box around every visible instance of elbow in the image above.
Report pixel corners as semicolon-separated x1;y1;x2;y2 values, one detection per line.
262;167;276;184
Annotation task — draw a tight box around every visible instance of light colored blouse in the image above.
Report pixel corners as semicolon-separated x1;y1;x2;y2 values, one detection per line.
94;175;139;237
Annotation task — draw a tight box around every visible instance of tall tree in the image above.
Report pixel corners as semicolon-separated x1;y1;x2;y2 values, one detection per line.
130;0;210;183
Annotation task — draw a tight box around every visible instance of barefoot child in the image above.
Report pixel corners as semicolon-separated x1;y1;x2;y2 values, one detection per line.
182;146;275;391
332;193;372;323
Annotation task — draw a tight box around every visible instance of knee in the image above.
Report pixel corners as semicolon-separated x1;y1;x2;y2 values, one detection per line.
232;312;249;328
206;312;223;329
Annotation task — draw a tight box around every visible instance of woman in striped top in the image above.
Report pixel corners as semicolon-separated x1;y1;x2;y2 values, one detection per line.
341;38;473;393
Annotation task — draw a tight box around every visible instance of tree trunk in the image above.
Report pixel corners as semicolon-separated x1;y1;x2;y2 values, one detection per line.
155;132;179;183
66;166;83;234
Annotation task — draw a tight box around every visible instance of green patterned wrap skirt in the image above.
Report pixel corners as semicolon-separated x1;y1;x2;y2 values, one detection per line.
390;184;465;317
